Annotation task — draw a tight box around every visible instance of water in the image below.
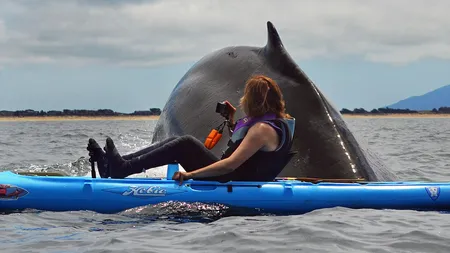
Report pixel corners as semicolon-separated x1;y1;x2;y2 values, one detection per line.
1;118;450;253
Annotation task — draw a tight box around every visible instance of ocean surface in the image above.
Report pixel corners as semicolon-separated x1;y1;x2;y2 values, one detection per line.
1;118;450;253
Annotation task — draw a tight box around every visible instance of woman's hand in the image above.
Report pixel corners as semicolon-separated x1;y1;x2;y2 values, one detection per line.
172;171;193;185
223;100;236;122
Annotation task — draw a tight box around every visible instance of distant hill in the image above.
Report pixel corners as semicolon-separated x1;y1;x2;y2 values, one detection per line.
387;84;450;110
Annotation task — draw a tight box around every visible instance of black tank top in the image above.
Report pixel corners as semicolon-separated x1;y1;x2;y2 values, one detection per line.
217;117;294;182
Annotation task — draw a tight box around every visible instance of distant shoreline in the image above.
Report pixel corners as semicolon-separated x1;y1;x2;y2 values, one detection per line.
1;113;450;122
342;113;450;118
0;115;159;122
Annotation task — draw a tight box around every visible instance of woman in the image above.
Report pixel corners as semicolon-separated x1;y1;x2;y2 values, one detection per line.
87;75;295;183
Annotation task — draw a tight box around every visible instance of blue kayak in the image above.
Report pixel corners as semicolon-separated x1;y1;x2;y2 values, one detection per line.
0;164;449;214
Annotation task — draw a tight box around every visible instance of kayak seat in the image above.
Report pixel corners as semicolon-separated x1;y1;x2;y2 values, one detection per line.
273;150;297;180
282;150;297;169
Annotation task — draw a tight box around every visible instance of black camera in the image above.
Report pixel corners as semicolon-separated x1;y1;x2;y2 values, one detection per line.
216;102;230;118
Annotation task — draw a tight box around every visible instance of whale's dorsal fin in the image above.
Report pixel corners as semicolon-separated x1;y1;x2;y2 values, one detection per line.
264;21;306;82
265;21;283;51
266;21;284;51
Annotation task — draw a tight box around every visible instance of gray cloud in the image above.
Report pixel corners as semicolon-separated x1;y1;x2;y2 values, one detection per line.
1;0;450;66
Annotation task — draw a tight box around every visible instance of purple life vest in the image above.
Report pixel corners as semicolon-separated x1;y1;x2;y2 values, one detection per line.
233;113;282;134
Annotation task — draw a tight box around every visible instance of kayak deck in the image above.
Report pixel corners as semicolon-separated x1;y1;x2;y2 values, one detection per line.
0;164;449;214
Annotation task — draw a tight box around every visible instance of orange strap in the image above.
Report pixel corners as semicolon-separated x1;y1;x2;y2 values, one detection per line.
204;121;227;149
204;129;223;149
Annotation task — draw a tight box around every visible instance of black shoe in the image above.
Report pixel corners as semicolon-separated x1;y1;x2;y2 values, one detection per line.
104;137;132;178
87;138;110;178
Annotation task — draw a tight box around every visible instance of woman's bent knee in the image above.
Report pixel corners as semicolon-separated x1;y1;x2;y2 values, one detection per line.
165;136;178;142
179;135;198;142
177;135;205;149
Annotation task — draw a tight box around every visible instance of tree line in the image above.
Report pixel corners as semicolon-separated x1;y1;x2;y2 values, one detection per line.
4;107;450;117
340;107;450;114
0;108;162;117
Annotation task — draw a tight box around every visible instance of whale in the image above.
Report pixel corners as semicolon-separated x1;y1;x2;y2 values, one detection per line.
151;21;396;182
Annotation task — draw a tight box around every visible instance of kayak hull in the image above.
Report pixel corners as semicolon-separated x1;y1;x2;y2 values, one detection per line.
0;169;449;214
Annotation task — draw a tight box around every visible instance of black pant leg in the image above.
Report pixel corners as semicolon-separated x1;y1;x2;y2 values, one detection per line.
122;136;178;160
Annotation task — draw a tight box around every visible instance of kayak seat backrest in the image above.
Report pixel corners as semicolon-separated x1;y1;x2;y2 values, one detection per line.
282;151;297;169
271;150;297;179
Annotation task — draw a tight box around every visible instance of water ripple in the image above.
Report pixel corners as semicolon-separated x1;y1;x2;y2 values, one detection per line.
1;118;450;252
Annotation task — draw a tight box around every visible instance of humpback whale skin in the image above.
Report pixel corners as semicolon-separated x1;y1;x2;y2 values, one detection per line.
151;21;396;181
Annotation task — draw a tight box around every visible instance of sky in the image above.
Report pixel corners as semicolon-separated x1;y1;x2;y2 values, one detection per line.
1;0;450;113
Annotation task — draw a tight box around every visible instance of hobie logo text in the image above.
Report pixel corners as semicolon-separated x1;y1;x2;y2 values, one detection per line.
122;186;166;197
